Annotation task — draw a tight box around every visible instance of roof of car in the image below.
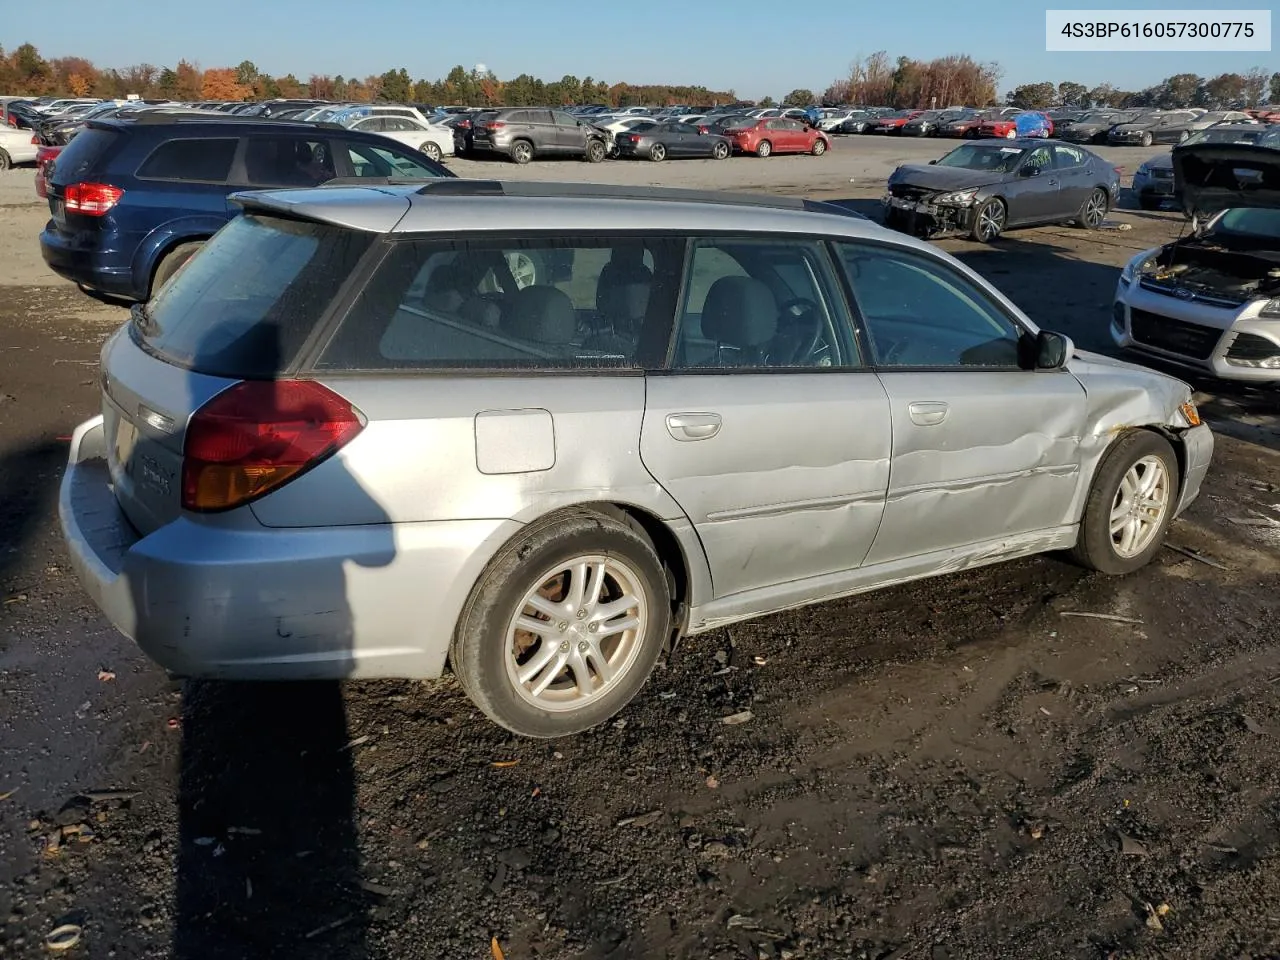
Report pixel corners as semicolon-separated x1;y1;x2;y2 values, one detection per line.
230;179;889;240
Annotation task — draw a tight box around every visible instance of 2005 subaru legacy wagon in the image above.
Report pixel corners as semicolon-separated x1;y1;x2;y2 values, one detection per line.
59;179;1215;738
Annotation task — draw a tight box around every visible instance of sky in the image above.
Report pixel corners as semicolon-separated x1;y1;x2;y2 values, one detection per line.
3;0;1276;99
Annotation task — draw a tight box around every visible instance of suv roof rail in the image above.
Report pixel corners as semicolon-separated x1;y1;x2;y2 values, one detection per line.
120;112;345;130
410;179;822;212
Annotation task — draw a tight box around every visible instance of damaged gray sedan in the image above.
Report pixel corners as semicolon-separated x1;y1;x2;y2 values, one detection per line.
884;139;1121;241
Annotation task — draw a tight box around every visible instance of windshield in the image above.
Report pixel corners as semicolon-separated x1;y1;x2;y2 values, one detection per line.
1210;208;1280;241
937;143;1025;173
134;214;375;378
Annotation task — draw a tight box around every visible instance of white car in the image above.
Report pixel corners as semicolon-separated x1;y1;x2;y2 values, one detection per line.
597;116;660;135
345;114;455;161
0;125;37;169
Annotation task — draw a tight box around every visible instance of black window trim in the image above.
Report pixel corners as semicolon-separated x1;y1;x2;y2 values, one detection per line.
831;236;1042;374
135;135;240;185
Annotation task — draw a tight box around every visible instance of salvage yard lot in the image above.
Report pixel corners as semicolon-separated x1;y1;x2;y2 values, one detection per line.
1;137;1278;960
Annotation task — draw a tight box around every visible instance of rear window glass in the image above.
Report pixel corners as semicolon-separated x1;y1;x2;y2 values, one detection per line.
131;213;375;379
137;137;237;182
315;236;683;371
49;128;119;184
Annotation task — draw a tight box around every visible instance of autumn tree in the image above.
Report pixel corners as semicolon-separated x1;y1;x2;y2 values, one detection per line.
201;67;250;101
1202;72;1246;108
235;60;258;86
275;73;305;98
172;59;202;99
822;79;852;105
782;88;816;107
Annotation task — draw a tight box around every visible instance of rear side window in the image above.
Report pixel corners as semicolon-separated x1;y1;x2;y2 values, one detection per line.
243;138;335;187
316;235;683;371
137;138;237;182
48;128;119;184
132;213;375;379
345;142;448;179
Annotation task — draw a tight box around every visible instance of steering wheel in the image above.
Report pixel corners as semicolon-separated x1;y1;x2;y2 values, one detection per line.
774;298;824;365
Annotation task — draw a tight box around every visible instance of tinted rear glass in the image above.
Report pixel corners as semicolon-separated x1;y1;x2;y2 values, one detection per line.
137;137;237;182
131;213;375;379
49;128;119;184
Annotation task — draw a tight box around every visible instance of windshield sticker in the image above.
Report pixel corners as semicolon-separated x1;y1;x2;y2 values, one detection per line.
999;147;1021;153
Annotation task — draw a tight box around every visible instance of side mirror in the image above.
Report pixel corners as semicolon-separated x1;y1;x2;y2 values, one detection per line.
928;159;937;164
1033;330;1073;369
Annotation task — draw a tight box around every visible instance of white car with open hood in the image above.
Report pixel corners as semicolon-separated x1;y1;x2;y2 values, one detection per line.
1112;140;1280;381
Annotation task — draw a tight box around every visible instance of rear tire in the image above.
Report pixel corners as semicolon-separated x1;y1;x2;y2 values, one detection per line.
1077;187;1109;229
450;510;672;738
0;149;10;172
757;139;772;158
649;143;666;162
151;241;203;297
712;140;730;160
1070;431;1179;575
420;141;442;162
510;140;534;165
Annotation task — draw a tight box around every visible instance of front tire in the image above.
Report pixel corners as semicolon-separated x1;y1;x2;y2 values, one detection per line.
1070;431;1179;575
756;139;773;158
712;140;730;160
1140;131;1153;147
585;139;606;163
0;149;10;172
969;198;1006;242
420;141;442;162
450;511;672;738
811;138;827;156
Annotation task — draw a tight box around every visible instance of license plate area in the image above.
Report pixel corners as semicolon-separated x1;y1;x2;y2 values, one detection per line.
887;196;936;215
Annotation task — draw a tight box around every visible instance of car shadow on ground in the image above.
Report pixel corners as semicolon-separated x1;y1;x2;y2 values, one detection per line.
165;325;393;958
0;438;64;592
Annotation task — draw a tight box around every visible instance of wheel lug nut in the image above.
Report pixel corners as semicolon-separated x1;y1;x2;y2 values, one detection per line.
588;622;599;633
577;641;588;652
559;641;569;652
576;609;587;619
558;622;569;632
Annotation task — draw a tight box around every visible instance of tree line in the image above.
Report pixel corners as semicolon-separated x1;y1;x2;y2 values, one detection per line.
821;53;1003;109
0;42;735;107
1007;70;1280;110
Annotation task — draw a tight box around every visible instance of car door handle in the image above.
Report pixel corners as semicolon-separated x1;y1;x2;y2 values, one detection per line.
666;412;722;441
908;401;949;426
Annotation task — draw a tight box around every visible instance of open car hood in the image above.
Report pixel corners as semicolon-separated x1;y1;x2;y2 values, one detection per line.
1173;142;1280;222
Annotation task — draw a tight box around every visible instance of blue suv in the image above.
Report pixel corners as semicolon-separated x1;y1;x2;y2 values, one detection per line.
40;115;454;300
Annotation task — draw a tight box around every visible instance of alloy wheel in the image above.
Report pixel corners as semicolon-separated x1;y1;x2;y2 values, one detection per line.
1109;456;1170;558
504;556;649;712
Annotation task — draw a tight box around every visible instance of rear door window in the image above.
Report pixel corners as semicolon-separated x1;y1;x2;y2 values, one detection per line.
133;213;375;378
315;235;683;371
242;137;335;186
137;138;237;182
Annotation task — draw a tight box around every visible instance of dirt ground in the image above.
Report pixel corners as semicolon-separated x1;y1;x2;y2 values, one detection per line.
1;139;1279;960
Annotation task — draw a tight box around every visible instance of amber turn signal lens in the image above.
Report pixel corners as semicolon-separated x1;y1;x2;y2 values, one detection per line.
1179;402;1202;427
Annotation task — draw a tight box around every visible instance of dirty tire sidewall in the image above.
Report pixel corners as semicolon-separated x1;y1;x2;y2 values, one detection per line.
421;142;442;162
1070;430;1180;575
0;149;10;172
757;140;772;158
511;141;533;164
152;241;204;297
586;140;606;163
450;511;671;738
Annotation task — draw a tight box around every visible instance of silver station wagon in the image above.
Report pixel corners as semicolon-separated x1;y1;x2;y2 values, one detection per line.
60;180;1214;737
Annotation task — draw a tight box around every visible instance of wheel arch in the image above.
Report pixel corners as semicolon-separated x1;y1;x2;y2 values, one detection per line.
1073;423;1189;525
132;219;221;298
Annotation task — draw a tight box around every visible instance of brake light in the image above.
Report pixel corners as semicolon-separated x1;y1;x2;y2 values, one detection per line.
64;182;123;216
182;380;365;513
487;121;505;129
30;135;38;145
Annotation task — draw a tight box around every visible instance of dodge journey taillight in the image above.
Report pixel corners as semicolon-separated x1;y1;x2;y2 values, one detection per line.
182;380;365;512
63;182;123;216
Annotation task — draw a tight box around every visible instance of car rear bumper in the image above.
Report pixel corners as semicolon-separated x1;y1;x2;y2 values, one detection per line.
40;225;137;298
60;416;520;681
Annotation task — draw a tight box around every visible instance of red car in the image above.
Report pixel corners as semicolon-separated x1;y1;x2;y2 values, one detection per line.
871;109;924;134
978;111;1054;139
725;118;832;157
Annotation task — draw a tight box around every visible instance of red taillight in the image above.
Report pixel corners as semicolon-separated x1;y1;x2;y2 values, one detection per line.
64;182;123;216
30;134;38;145
487;121;505;129
182;380;365;513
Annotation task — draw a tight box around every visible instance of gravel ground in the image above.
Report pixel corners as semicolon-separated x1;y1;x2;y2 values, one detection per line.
1;136;1278;960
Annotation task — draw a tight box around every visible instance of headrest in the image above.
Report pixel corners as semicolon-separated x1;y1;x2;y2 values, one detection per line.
597;259;653;324
700;276;777;348
504;286;577;344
